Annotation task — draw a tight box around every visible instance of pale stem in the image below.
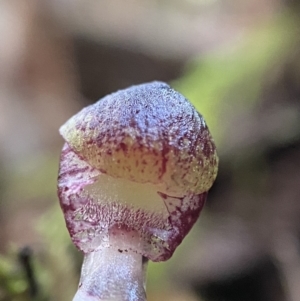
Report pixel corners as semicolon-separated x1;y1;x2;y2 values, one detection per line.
73;245;148;301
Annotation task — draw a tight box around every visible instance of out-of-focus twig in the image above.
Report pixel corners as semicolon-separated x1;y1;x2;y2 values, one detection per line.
18;247;38;299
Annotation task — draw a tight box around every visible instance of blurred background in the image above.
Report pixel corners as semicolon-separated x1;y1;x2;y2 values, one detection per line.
1;0;300;300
